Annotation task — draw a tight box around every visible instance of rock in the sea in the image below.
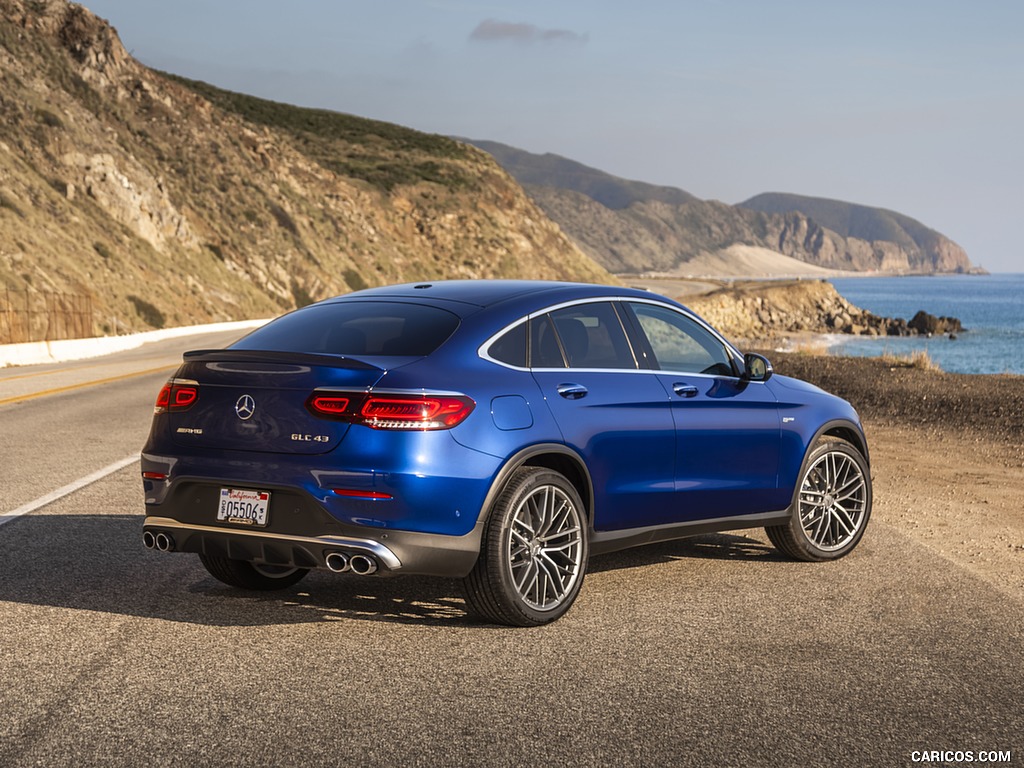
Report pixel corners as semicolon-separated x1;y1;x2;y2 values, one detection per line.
908;310;964;336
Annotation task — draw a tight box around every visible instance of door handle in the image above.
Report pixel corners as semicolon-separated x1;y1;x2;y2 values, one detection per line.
673;382;699;398
557;383;588;400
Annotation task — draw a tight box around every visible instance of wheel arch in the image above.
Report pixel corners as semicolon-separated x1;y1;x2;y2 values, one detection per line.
815;419;870;468
476;443;594;526
784;418;871;508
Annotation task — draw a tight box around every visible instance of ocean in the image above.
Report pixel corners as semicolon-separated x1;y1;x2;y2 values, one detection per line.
826;274;1024;375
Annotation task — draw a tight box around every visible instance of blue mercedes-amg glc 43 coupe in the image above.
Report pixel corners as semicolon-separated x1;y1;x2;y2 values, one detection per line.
141;280;871;625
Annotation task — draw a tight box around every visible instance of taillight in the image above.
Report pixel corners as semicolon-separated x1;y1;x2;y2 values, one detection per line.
154;380;199;414
307;390;474;430
361;395;473;429
308;394;350;415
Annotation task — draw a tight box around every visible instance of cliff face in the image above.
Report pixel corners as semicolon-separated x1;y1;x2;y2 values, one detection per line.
0;0;612;336
468;141;978;277
739;194;973;275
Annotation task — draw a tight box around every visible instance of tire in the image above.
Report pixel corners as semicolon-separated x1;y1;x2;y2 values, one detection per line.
463;467;589;627
198;554;309;590
766;437;872;562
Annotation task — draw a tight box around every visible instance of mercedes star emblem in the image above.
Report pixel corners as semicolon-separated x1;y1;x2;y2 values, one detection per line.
235;394;256;421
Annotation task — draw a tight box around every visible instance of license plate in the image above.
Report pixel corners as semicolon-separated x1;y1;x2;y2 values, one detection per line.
217;488;271;527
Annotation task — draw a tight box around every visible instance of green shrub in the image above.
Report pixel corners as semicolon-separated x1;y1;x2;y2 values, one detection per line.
268;202;299;235
128;295;166;329
0;195;25;218
291;280;314;308
342;268;368;292
36;108;64;128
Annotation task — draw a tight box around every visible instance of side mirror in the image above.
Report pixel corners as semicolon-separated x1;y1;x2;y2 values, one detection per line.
743;353;773;382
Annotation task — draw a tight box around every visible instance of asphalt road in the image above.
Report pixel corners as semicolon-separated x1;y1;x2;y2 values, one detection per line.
0;334;1021;767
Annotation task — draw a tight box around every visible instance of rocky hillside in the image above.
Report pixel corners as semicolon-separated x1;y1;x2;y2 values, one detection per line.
466;141;978;277
682;280;962;345
0;0;612;338
738;193;973;274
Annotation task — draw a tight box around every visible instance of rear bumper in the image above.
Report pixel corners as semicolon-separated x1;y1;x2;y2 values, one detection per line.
143;515;484;578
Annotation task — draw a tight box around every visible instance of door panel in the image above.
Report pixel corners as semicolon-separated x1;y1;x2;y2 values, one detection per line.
625;301;785;520
654;374;784;520
534;369;677;531
529;303;675;531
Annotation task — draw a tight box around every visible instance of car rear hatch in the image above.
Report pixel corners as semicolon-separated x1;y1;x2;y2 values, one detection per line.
165;350;386;455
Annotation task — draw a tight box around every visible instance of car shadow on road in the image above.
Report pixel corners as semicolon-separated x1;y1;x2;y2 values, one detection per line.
0;514;781;628
590;532;781;574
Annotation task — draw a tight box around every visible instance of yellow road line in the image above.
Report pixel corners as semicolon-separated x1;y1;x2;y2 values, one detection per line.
0;364;176;407
0;351;181;384
0;360;113;383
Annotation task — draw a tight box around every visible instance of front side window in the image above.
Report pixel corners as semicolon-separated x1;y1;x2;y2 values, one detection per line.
630;303;735;376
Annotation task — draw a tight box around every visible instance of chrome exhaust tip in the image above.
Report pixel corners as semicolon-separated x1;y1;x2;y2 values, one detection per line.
349;554;378;575
325;552;350;573
154;532;174;552
142;530;157;550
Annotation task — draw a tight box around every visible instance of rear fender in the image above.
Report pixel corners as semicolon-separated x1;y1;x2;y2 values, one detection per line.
476;444;594;527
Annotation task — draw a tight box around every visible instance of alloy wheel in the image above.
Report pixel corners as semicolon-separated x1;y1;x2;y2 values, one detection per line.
797;450;868;551
505;484;584;611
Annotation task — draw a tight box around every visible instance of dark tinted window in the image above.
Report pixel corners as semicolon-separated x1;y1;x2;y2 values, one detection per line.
488;321;527;367
530;313;566;368
232;301;460;357
630;302;735;376
548;303;637;370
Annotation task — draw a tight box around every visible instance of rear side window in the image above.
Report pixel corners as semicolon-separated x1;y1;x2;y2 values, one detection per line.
488;321;527;367
530;313;566;368
527;302;637;370
232;301;460;357
548;303;637;370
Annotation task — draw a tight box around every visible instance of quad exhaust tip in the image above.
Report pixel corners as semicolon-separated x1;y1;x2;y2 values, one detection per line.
144;531;175;552
325;551;378;575
349;554;378;575
325;552;350;573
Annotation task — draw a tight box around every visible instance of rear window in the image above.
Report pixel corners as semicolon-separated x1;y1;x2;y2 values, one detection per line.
231;301;460;357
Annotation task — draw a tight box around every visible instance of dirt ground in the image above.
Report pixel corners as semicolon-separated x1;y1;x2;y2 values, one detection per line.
768;352;1024;602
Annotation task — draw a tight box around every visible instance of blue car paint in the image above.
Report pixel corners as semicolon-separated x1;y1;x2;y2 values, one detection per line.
141;280;868;578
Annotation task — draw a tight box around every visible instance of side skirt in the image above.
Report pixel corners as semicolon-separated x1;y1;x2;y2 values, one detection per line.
589;509;791;556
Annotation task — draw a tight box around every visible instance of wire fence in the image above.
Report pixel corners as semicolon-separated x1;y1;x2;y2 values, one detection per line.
0;289;95;344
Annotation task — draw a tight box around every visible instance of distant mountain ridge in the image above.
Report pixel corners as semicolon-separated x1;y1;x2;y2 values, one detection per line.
467;140;698;210
466;140;977;276
739;193;966;267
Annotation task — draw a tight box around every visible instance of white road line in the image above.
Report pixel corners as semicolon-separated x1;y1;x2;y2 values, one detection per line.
0;454;140;529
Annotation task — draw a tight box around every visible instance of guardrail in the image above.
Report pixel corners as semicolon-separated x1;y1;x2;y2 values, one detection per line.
0;319;270;368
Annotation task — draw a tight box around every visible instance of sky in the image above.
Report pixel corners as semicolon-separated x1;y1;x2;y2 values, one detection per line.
81;0;1024;272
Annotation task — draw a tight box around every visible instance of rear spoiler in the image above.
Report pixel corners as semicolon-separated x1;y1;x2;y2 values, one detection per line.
183;349;382;371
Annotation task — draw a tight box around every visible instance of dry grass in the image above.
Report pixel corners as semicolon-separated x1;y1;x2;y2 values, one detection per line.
880;349;942;372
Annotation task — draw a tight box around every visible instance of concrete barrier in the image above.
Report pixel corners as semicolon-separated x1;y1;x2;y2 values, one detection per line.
0;319;270;368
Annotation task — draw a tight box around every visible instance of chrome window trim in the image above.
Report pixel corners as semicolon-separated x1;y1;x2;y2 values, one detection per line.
478;316;530;370
478;296;750;380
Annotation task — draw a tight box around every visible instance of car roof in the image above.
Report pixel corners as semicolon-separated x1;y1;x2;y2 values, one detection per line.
331;279;667;313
